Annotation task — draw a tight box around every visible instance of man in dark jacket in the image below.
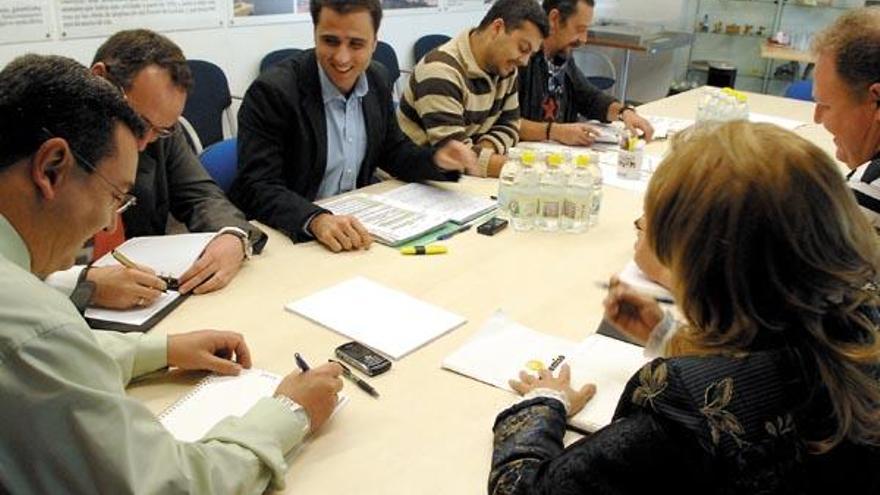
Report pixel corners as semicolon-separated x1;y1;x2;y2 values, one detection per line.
517;0;654;146
230;0;477;253
47;29;266;310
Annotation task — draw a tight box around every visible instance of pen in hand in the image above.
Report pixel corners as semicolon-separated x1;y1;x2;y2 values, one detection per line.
329;359;380;398
595;281;674;305
295;352;311;372
111;249;178;291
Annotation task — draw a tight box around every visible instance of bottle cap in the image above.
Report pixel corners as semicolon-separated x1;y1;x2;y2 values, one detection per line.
547;153;563;167
574;154;590;167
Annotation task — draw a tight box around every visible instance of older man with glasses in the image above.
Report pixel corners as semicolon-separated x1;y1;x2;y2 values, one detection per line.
46;29;266;311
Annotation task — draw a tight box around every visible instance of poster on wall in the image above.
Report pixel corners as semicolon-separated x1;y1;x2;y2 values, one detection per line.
230;0;305;26
58;0;224;39
442;0;487;13
0;0;52;44
381;0;438;10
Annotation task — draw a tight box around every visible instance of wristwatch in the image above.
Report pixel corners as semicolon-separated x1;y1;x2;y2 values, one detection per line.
618;104;637;122
217;226;252;260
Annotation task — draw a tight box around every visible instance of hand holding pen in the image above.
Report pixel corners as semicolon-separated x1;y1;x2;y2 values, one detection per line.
277;353;344;433
83;251;170;309
601;276;665;346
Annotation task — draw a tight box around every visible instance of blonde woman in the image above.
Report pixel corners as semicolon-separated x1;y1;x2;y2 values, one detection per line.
489;121;880;494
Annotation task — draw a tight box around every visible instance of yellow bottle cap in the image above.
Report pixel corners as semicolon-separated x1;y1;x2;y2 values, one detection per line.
547;153;563;167
521;150;536;165
574;154;590;167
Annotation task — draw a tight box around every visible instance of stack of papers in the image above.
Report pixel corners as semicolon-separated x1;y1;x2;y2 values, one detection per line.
320;184;496;246
443;312;649;432
285;277;466;360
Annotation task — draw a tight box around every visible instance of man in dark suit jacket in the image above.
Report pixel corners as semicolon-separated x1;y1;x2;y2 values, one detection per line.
230;0;478;253
46;30;266;310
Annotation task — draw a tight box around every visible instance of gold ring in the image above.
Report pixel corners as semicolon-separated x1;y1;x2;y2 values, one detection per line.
137;297;145;307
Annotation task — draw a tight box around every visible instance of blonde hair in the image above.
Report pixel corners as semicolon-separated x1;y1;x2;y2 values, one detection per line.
811;7;880;99
646;121;880;452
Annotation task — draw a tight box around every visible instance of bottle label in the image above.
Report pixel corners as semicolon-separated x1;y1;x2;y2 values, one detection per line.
542;201;560;218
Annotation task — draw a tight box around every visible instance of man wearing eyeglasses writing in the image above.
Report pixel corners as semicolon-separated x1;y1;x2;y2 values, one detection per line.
46;29;265;311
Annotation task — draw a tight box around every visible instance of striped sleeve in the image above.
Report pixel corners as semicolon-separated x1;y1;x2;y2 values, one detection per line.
847;160;880;229
478;77;520;154
398;53;472;147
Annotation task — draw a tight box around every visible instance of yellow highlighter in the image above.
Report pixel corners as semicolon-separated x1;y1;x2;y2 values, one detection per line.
400;245;448;255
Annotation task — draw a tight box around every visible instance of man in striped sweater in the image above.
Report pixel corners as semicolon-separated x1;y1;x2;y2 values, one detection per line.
397;0;549;178
812;8;880;229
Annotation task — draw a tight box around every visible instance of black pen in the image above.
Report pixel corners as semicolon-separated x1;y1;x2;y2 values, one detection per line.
295;352;311;372
436;224;471;241
329;359;380;398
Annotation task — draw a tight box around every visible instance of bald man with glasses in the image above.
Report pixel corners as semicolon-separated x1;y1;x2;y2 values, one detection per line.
46;29;266;311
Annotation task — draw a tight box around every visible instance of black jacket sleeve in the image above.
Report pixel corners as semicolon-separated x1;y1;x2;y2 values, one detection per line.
489;397;709;495
232;73;327;242
567;61;618;123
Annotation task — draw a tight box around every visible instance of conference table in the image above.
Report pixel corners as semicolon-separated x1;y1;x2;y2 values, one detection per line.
127;88;827;494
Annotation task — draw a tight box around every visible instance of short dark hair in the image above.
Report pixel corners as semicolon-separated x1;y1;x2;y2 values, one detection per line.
310;0;383;34
92;29;193;92
478;0;550;38
542;0;594;23
0;54;145;173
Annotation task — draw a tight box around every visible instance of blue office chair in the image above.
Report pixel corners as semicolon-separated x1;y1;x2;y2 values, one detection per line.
414;34;451;63
199;138;238;193
182;60;235;153
372;41;401;87
260;48;301;73
784;80;814;102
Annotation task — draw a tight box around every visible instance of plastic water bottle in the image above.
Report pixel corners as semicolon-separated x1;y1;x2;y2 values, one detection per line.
510;150;539;231
497;148;521;220
563;153;594;233
537;152;567;231
588;151;603;227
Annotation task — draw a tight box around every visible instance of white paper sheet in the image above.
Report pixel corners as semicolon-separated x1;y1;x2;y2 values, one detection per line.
92;233;216;279
285;277;466;360
85;291;181;326
378;183;497;224
320;193;448;246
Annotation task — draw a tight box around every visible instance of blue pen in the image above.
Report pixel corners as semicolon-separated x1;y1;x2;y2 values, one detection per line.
294;352;311;372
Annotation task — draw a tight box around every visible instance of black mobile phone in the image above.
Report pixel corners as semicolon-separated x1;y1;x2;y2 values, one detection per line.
477;217;509;236
335;342;392;376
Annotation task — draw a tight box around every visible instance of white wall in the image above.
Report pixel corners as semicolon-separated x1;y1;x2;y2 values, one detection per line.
0;9;485;96
0;0;693;102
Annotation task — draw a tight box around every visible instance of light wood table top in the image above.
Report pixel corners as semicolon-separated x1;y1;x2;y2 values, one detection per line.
761;43;816;64
127;88;835;495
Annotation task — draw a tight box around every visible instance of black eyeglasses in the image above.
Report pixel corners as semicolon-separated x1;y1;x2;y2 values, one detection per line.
118;87;176;139
41;128;138;214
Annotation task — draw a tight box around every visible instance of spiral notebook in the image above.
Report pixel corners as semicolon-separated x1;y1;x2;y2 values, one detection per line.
158;369;348;442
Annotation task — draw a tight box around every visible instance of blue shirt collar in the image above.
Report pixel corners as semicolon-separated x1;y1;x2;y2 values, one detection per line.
0;214;32;272
317;61;369;104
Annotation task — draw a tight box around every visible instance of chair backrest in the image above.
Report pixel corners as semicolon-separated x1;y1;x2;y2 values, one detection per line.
784;80;814;102
413;34;451;64
182;60;232;150
372;41;401;85
199;138;238;193
571;48;617;91
260;48;301;73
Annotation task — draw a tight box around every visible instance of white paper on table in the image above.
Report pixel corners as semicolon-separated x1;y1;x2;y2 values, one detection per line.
285;277;466;360
442;311;575;390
